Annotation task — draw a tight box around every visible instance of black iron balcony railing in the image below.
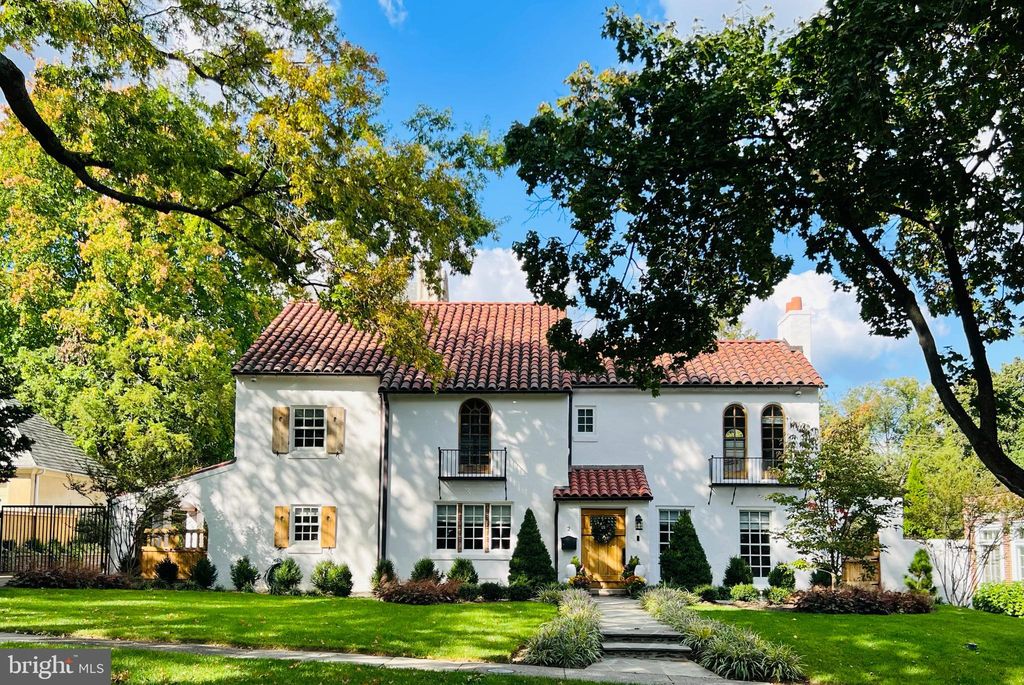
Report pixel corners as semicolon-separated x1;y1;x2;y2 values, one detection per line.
438;448;507;480
708;456;786;486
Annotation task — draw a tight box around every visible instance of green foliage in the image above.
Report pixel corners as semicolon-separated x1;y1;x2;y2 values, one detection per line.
456;582;480;602
410;558;441;583
310;561;353;597
479;582;506;602
229;557;258;592
904;549;937;597
0;400;31;484
972;582;1024;617
154;558;178;584
269;559;302;595
508;582;534;602
767;563;796;590
447;558;478;584
189;557;218;590
521;589;602;668
624;575;647;599
371;559;397;592
694;584;725;602
810;569;834;588
764;587;792;605
729;584;761;602
659;510;712;589
795;587;934;614
722;557;753;587
508;508;556;586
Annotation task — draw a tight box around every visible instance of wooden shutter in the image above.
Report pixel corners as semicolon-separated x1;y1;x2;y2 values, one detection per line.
326;406;346;454
320;506;337;548
272;407;290;454
274;506;290;548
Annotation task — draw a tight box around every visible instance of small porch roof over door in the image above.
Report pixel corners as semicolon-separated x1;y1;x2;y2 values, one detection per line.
552;465;653;501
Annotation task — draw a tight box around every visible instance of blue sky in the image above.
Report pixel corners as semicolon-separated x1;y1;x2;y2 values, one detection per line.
337;0;1023;398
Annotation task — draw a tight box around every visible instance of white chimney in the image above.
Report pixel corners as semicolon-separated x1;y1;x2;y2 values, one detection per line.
778;296;811;362
406;266;449;302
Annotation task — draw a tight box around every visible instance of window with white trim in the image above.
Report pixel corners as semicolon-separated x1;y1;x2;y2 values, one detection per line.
740;510;771;578
436;504;458;550
292;407;326;449
659;508;691;554
463;504;485;550
491;504;512;550
979;528;1003;583
576;406;595;435
291;505;320;544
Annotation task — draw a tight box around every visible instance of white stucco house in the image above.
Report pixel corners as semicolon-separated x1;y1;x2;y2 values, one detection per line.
174;292;917;593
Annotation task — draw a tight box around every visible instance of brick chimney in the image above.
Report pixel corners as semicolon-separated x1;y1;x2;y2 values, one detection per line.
778;296;812;362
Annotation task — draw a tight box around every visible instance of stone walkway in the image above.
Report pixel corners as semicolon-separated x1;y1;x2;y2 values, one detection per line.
0;600;757;685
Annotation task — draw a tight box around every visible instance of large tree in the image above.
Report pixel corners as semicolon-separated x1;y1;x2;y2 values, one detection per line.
0;0;502;373
505;2;1024;495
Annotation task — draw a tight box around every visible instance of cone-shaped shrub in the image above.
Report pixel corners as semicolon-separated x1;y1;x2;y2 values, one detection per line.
509;508;556;586
660;511;712;589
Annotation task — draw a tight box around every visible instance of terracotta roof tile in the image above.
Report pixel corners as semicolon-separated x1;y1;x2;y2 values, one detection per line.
553;466;653;500
233;301;824;391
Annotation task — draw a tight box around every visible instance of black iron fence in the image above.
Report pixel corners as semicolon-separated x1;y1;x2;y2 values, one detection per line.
0;505;111;574
708;456;785;485
438;448;507;479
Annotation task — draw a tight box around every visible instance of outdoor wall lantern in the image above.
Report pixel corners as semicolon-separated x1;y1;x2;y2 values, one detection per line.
635;514;644;531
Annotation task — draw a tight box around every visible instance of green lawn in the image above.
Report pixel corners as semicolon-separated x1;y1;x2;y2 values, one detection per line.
694;603;1024;685
1;643;602;685
0;589;556;662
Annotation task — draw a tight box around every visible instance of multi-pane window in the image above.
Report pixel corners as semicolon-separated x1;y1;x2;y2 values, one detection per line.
577;407;595;434
436;504;458;550
724;404;747;477
979;528;1003;583
739;511;771;578
491;504;512;550
760;405;785;468
458;399;491;470
291;505;320;544
293;407;326;449
463;504;485;550
659;509;689;554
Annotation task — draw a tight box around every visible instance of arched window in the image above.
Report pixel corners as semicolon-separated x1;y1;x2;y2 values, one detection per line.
458;399;491;472
761;405;785;469
723;404;747;478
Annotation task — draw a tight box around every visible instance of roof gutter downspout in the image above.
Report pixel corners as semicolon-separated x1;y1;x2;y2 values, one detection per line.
31;468;42;506
377;390;391;562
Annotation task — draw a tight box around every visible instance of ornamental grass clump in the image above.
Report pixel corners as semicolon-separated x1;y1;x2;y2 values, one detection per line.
521;588;602;668
642;587;804;683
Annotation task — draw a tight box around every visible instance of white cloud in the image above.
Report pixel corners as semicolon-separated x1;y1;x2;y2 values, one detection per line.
659;0;826;33
448;248;533;302
377;0;408;27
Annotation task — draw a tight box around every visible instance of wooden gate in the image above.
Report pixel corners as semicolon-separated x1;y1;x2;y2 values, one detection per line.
582;509;625;588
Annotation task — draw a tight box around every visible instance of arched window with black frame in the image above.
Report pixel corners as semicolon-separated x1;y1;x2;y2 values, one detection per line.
761;405;785;470
458;398;491;474
723;404;747;479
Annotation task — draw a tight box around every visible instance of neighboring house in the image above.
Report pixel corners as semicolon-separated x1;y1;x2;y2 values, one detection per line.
974;517;1024;584
0;407;98;506
175;294;915;592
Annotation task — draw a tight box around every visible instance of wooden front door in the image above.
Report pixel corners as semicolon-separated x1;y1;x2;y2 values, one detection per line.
582;509;626;587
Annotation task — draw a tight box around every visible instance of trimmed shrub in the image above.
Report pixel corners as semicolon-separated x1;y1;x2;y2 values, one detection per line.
659;511;712;589
230;557;259;592
189;557;218;590
410;558;442;583
794;586;934;614
508;581;534;601
729;583;761;602
767;563;796;590
447;558;479;584
723;556;753;587
8;567;130;590
457;582;481;601
973;581;1024;617
377;580;460;604
643;586;804;683
694;584;719;602
310;560;354;597
764;586;792;605
509;508;557;586
371;559;397;593
904;549;937;597
809;568;833;587
521;589;603;668
480;581;506;601
269;558;302;595
155;557;179;584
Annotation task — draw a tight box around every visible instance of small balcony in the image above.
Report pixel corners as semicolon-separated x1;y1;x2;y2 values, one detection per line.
438;448;507;480
708;456;785;486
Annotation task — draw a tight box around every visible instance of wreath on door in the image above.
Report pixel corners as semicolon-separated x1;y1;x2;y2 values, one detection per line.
590;515;618;545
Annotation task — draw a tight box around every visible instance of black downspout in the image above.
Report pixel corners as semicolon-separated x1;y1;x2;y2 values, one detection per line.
377;391;391;561
556;391;573;574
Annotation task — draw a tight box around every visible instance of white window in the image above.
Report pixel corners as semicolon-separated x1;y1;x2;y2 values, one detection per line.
463;504;485;550
292;407;325;449
659;508;691;554
740;510;772;578
291;505;320;545
576;406;595;438
436;504;457;550
979;528;1003;583
491;504;512;550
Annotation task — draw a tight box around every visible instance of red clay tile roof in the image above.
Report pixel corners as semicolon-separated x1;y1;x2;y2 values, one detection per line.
233;301;824;391
553;466;653;500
